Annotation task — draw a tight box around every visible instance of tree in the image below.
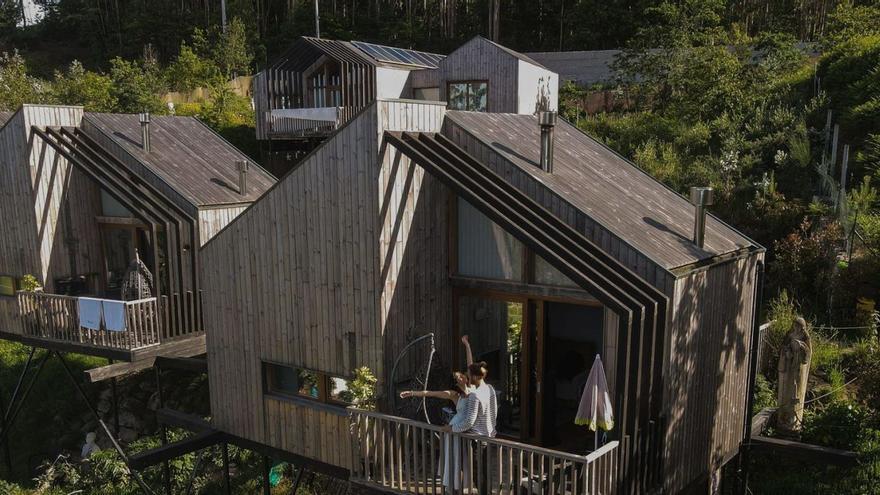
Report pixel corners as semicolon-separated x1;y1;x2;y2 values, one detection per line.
165;43;220;93
213;17;252;79
51;61;116;111
108;56;164;114
0;51;47;110
824;1;880;47
0;0;20;36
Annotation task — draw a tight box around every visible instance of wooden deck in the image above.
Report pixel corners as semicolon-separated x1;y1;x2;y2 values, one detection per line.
6;291;205;362
350;409;619;495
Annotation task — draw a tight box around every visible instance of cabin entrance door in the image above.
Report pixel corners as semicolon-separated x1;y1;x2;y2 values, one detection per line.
535;301;605;454
455;292;529;441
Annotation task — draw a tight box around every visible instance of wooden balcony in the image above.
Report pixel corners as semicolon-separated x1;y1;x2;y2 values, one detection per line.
13;291;204;361
266;106;360;139
349;409;619;495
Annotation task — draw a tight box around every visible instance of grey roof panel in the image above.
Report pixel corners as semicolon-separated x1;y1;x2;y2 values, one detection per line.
525;50;622;85
351;40;445;69
83;113;275;207
445;111;756;269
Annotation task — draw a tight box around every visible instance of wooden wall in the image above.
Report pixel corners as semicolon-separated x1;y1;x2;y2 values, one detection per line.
253;71;270;141
198;205;249;246
0;105;106;332
377;101;450;386
0;109;42;283
408;68;440;90
662;252;762;493
438;37;520;113
201;99;447;459
441;118;676;294
45;166;103;284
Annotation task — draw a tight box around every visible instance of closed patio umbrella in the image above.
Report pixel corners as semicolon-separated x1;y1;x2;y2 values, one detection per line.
575;354;614;450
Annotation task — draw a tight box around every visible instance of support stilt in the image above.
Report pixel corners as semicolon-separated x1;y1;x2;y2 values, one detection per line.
0;349;50;446
223;442;232;495
290;466;305;494
55;351;156;495
3;347;36;424
109;359;119;435
184;449;206;495
154;366;172;495
0;389;12;475
263;454;271;495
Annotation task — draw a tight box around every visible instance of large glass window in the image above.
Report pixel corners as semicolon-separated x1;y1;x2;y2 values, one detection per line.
534;255;579;288
447;81;488;112
457;198;523;281
458;296;524;436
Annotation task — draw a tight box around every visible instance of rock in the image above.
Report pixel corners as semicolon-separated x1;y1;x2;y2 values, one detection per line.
147;391;161;411
118;427;138;443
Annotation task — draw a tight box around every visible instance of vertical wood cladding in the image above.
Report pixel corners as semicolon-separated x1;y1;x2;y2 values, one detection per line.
201;100;446;465
0;106;105;332
662;253;762;493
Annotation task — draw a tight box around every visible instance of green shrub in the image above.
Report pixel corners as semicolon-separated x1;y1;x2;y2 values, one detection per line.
19;274;39;292
764;291;801;371
811;334;842;375
802;399;866;450
753;373;776;415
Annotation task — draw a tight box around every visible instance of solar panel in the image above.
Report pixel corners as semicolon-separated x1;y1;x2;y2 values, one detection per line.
352;41;445;68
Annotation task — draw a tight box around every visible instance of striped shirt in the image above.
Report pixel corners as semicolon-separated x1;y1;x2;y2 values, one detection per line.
451;382;498;437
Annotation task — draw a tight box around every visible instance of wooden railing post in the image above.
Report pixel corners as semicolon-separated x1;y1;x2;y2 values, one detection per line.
348;408;621;495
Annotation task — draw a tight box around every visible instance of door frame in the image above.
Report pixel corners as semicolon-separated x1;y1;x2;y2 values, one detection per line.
452;287;603;445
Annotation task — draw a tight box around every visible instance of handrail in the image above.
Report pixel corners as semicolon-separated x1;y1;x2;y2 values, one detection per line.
349;408;620;495
15;291;161;351
350;408;616;464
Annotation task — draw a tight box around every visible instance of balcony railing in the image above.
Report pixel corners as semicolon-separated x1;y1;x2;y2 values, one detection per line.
267;106;359;138
350;409;619;495
16;291;161;351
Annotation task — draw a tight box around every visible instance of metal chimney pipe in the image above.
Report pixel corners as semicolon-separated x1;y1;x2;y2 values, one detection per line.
236;160;249;196
690;186;715;248
538;111;557;173
138;112;151;152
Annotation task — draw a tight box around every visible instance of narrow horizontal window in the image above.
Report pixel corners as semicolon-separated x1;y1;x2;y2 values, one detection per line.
0;276;15;297
328;376;354;405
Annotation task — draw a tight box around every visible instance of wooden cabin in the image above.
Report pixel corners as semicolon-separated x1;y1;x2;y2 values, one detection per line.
253;36;557;176
201;91;763;493
0;104;275;363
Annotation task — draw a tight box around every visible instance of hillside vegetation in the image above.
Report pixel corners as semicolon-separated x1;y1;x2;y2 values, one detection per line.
1;0;880;493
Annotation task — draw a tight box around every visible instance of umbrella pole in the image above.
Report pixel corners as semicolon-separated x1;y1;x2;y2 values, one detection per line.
593;384;598;451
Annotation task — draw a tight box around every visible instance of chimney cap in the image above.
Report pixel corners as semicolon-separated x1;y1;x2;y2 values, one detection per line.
690;186;715;206
538;110;557;127
138;111;151;124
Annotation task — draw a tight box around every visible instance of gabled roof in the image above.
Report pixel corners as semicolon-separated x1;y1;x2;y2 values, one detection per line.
525;50;622;86
272;37;376;72
83;113;274;207
271;37;446;72
0;111;13;127
444;111;757;270
445;36;550;71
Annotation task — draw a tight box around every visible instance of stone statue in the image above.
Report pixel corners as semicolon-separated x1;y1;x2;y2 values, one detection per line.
776;317;812;435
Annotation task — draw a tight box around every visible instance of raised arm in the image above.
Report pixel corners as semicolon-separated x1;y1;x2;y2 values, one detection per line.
461;335;474;366
400;389;460;403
